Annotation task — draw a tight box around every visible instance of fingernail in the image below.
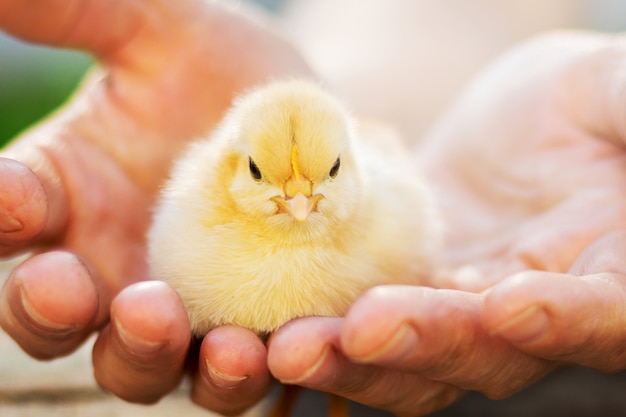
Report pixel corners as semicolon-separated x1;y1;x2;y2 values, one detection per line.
0;208;22;233
205;359;249;389
354;323;418;362
20;288;76;334
492;305;549;343
279;346;332;385
115;321;167;355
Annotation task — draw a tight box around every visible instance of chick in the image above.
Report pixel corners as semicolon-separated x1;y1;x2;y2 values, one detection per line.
148;79;441;338
148;80;441;416
148;80;440;340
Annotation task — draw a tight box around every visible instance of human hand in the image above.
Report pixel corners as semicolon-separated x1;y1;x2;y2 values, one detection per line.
421;30;626;371
0;0;310;414
266;31;626;416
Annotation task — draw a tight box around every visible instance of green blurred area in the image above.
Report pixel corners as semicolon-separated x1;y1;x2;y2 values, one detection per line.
0;35;92;148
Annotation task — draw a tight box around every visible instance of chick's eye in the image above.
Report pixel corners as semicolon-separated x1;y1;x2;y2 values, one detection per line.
329;157;340;179
249;157;262;181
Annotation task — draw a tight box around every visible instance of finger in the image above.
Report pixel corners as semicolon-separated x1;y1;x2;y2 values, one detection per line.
92;281;190;404
0;251;104;359
191;326;272;416
268;317;464;417
0;157;67;256
483;231;626;372
0;0;169;59
568;229;626;276
0;0;310;77
0;144;149;298
339;286;552;399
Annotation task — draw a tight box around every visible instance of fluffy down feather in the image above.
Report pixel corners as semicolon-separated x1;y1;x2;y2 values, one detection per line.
148;80;441;336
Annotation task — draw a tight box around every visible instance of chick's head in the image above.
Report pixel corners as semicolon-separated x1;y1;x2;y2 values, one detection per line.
223;80;362;234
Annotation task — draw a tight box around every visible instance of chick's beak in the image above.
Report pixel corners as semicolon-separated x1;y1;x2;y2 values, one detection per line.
275;192;320;222
271;177;323;223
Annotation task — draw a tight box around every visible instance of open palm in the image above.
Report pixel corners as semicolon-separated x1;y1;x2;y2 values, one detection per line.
424;32;626;291
428;32;626;373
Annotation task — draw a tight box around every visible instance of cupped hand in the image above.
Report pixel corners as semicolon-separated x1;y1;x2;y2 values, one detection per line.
268;31;626;416
0;0;309;414
423;31;626;291
422;30;626;371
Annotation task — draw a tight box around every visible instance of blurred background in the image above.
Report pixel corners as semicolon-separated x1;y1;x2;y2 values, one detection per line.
0;0;624;149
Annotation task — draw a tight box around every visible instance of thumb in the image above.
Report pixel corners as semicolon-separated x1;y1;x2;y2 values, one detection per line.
0;0;133;55
0;0;187;61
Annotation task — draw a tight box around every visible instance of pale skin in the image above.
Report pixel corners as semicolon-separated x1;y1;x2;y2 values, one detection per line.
1;2;626;417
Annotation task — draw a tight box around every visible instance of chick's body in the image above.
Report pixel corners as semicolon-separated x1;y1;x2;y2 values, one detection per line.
148;80;440;336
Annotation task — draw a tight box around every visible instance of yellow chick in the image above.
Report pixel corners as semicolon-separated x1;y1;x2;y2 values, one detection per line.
148;79;441;339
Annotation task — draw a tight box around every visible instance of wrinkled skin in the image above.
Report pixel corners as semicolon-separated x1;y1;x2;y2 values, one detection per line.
2;1;626;416
0;0;310;413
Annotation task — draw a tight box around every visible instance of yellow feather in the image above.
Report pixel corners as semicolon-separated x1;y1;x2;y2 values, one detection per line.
291;144;301;181
148;79;442;337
